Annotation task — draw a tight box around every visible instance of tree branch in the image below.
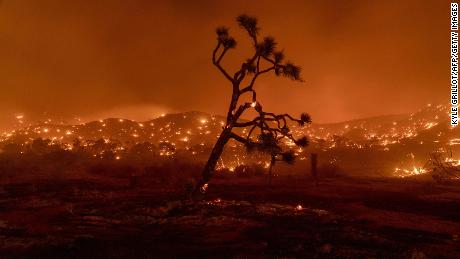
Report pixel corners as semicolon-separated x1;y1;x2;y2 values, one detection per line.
240;66;275;94
229;132;253;145
212;42;234;82
234;117;259;127
233;102;252;120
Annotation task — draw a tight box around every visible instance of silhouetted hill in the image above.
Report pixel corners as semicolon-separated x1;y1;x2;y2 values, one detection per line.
1;104;458;150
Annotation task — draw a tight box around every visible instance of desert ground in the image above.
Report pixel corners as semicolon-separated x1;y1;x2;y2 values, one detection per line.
0;170;459;258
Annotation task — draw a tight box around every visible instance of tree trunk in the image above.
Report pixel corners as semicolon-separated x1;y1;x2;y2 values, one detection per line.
268;155;275;186
191;127;231;199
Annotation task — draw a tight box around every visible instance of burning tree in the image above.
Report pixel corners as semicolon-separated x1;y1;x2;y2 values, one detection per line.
192;14;311;198
426;149;460;182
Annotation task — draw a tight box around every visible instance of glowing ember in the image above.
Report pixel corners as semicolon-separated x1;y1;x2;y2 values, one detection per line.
424;122;437;129
394;166;427;178
200;183;209;193
445;157;460;166
449;138;460;145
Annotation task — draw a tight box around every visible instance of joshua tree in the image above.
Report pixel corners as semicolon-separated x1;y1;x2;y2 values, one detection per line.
192;14;311;198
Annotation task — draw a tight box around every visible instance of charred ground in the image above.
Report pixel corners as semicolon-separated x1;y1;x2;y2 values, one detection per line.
0;164;459;258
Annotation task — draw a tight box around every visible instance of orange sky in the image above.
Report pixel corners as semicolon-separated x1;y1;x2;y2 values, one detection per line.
0;0;450;129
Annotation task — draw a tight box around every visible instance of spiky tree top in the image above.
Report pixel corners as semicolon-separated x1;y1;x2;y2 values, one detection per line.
213;14;311;164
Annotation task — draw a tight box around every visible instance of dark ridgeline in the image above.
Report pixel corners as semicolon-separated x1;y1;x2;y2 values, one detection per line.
192;14;311;199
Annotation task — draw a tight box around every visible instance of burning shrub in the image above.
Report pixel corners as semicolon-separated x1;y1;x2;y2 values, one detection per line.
424;149;460;183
